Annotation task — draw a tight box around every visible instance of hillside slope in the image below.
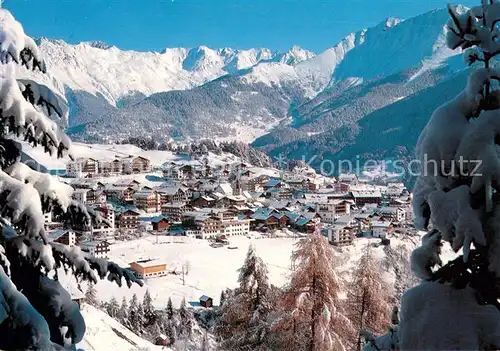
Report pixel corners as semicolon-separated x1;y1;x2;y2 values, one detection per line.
77;305;163;351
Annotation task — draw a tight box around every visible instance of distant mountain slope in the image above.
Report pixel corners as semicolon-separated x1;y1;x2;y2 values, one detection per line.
34;7;467;149
38;39;314;105
268;69;469;175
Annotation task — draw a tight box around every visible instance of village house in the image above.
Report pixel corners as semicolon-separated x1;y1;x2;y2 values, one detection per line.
216;194;248;208
183;209;251;239
371;220;393;239
66;157;99;178
123;155;151;174
117;209;140;230
191;195;215;208
215;183;233;196
46;229;77;246
241;174;269;192
99;158;124;175
151;216;170;231
263;178;283;191
376;206;406;222
79;240;110;259
72;188;106;205
199;295;213;308
105;185;136;203
130;260;167;278
334;182;351;193
133;190;161;213
69;179;105;191
325;221;358;246
157;186;189;205
338;173;359;185
265;186;293;200
351;190;382;207
162;202;191;221
315;200;352;224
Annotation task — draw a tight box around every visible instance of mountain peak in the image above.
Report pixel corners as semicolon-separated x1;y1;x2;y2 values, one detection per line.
384;17;402;28
85;40;113;49
278;46;315;65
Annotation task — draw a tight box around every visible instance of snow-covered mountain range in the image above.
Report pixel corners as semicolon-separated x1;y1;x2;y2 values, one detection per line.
33;6;467;155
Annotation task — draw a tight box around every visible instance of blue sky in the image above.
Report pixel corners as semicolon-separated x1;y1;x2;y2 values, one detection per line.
4;0;477;53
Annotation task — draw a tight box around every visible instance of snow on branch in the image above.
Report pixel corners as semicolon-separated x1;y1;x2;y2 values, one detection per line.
0;76;71;158
17;79;68;120
0;170;46;239
0;9;45;71
85;256;144;288
6;162;73;211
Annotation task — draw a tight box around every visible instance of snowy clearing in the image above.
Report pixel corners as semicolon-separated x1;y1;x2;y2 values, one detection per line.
96;235;298;309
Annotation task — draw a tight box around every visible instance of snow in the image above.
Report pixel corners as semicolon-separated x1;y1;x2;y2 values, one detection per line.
93;231;455;313
37;39;315;107
78;304;163;351
22;141;245;171
96;235;297;308
399;282;500;350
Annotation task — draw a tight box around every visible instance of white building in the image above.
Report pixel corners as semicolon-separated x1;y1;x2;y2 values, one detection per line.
184;209;251;239
338;173;359;185
371;220;393;239
66;158;99;178
377;206;406;222
79;241;110;259
315;200;352;224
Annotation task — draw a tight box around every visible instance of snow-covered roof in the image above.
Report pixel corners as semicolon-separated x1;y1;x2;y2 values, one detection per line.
132;259;166;268
216;183;233;195
371;220;392;228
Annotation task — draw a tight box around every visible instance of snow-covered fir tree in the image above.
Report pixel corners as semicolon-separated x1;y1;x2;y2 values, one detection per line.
117;296;129;326
219;290;226;306
217;245;273;350
369;1;500;349
105;296;120;319
0;7;141;350
166;296;174;320
178;297;193;339
143;289;155;324
127;293;143;331
163;319;176;346
346;247;390;350
273;229;348;351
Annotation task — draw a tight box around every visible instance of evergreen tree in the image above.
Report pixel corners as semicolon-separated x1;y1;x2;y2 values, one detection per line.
143;289;155;324
164;320;176;346
117;297;129;325
217;245;273;349
346;247;390;350
219;290;226;306
84;282;98;307
106;297;120;319
370;2;500;349
0;8;142;349
136;302;146;333
166;297;174;320
128;293;139;329
178;297;193;338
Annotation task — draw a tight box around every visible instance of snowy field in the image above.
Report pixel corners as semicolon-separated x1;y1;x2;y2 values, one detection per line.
95;235;298;309
93;231;457;310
